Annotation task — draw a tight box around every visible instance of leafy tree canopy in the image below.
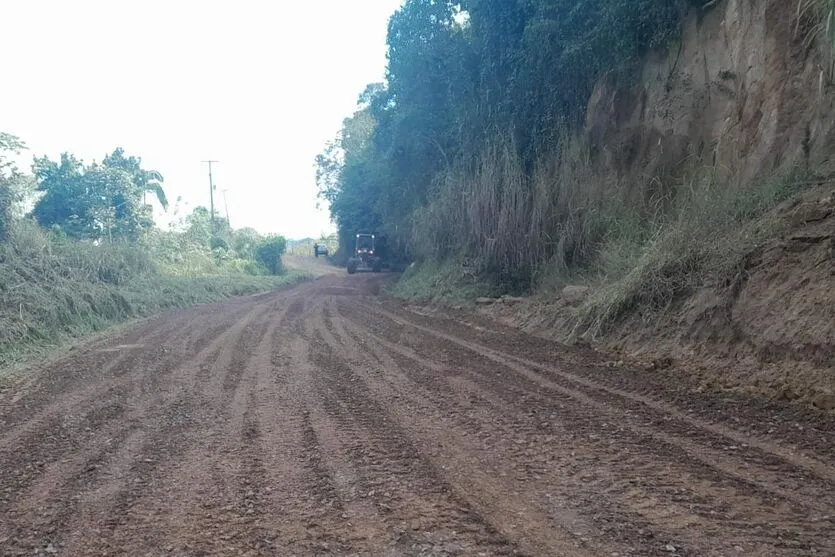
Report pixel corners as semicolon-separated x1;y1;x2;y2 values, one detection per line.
31;149;169;242
317;0;685;262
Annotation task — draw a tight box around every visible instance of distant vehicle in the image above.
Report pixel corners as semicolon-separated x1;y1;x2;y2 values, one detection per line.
314;243;329;257
347;233;383;274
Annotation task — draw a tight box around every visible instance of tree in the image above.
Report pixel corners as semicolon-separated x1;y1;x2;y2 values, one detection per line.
256;235;287;275
316;0;685;282
0;133;31;241
32;149;168;242
232;227;264;260
31;153;95;239
317;0;472;259
84;163;153;242
103;148;168;210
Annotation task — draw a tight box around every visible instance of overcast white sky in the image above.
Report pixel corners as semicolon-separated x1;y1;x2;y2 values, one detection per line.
0;0;402;239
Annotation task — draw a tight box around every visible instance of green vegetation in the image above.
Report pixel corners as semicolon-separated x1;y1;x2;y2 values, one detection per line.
389;259;499;301
392;162;824;337
255;235;288;275
32;148;166;242
0;133;304;368
0;220;305;368
318;0;685;277
319;0;829;335
0;133;33;242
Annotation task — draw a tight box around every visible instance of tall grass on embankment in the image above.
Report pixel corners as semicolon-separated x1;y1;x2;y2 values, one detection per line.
0;221;307;369
575;166;819;337
395;132;828;336
406;134;621;292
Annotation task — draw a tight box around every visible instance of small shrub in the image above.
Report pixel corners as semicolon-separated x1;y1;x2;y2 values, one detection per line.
256;235;287;275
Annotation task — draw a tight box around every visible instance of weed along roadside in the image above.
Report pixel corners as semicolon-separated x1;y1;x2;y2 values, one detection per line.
0;214;308;373
393;182;835;411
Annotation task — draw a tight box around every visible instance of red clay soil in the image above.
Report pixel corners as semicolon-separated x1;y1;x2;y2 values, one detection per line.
0;273;833;556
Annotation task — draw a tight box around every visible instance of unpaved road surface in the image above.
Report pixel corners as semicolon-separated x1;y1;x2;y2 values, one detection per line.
1;274;833;556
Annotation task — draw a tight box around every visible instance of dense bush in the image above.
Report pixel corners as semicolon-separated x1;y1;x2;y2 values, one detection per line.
256;235;288;275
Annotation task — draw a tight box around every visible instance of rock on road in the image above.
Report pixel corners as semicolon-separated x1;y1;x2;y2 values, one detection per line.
0;273;833;556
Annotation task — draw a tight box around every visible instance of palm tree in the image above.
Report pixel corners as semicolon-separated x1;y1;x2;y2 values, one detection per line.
103;148;168;211
141;169;168;210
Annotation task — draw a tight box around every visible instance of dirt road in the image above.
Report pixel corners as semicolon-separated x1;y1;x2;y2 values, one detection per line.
0;273;833;556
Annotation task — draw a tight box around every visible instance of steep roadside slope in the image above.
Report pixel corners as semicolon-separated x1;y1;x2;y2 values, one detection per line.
466;0;835;410
481;188;834;409
603;188;835;408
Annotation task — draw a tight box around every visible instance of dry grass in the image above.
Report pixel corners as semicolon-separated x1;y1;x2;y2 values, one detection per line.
574;165;818;337
388;259;498;302
403;127;826;337
0;221;308;369
410;134;610;290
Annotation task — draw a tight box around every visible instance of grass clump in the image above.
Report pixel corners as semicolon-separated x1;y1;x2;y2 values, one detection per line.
388;259;499;302
410;135;607;290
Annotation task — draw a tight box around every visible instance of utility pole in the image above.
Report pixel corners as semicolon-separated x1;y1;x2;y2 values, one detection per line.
202;160;219;234
221;189;230;228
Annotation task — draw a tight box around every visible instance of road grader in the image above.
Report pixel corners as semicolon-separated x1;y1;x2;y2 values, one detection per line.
347;233;384;274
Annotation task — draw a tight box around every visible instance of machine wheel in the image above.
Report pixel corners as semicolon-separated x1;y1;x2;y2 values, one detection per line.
371;260;382;273
347;260;358;274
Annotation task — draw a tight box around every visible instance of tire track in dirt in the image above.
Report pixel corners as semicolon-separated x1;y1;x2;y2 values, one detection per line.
58;297;285;556
453;305;835;445
329;301;712;556
143;293;388;556
320;299;607;556
358;300;835;493
0;292;290;556
394;302;835;469
0;294;254;429
0;294;263;461
188;298;295;555
302;300;526;556
279;296;395;555
338;319;761;556
337;296;835;555
66;293;331;556
2;273;832;556
0;297;271;519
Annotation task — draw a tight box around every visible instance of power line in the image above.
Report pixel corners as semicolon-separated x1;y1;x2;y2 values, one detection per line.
202;160;219;234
